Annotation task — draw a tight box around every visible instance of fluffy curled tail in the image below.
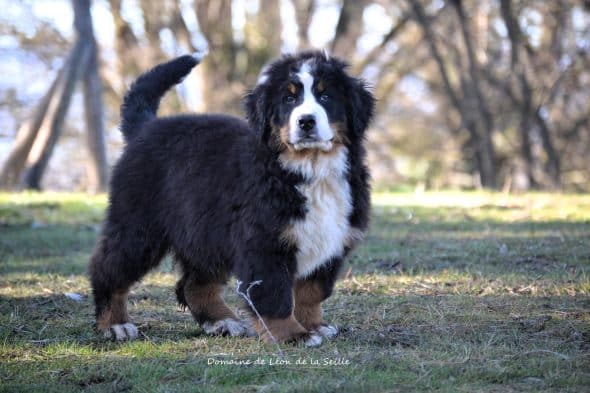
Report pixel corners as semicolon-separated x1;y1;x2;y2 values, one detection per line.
120;51;206;142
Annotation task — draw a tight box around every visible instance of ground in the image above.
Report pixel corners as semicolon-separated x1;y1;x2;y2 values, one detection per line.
0;191;589;393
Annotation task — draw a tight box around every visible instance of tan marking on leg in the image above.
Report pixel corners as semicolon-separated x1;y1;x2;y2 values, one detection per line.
183;281;237;323
96;290;129;332
294;280;326;331
252;314;309;343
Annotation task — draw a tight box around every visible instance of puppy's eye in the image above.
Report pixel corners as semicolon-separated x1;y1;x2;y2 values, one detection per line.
284;95;296;104
319;94;329;102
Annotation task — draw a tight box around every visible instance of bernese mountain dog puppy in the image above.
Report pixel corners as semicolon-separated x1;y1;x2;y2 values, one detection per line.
89;50;374;346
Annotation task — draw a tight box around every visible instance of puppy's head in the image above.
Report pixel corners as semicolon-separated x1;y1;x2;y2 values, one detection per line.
244;51;375;155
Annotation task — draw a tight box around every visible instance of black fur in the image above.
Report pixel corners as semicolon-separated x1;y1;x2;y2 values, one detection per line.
120;55;199;142
89;51;374;334
306;256;344;301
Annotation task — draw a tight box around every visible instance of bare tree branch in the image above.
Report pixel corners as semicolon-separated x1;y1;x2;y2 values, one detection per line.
353;12;410;75
331;0;368;57
409;0;497;188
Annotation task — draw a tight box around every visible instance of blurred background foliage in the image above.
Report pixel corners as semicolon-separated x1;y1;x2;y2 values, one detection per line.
0;0;589;192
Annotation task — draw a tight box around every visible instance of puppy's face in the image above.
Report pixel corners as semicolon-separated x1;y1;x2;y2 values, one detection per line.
245;52;374;154
274;62;346;152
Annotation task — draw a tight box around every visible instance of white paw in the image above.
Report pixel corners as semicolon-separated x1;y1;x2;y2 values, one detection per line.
318;324;339;339
104;323;138;341
304;333;323;347
202;318;250;337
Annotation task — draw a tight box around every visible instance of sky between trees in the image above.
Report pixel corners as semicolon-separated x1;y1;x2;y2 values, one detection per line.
1;0;589;191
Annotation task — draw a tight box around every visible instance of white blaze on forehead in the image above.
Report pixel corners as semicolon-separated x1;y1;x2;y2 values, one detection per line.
290;62;333;147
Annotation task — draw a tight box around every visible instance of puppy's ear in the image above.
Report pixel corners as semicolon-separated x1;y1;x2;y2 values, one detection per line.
346;78;375;139
244;82;272;140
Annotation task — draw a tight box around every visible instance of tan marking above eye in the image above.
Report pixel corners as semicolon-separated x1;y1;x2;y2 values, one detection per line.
316;80;325;94
288;83;297;95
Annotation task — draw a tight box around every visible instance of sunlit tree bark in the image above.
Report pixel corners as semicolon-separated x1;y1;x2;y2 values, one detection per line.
408;0;497;188
0;0;107;191
331;0;369;58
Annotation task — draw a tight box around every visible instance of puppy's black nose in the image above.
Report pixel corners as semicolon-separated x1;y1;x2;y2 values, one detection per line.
298;115;316;132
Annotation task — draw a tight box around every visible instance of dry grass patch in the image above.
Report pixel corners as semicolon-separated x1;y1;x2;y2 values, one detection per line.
1;191;589;392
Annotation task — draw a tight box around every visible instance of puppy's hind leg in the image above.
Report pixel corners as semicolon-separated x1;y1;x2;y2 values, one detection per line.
89;233;166;341
176;271;252;337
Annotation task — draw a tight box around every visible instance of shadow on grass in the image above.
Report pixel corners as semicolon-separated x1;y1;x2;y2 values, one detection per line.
2;287;589;345
1;206;588;271
1;196;590;391
0;289;205;346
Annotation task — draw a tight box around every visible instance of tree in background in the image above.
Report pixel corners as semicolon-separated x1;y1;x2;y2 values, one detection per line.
0;0;589;191
0;0;107;192
194;0;282;113
390;0;589;189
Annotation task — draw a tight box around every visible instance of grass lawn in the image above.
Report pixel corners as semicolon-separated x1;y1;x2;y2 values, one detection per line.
1;191;589;392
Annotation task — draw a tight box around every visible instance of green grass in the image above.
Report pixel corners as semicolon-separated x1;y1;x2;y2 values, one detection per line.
1;191;589;392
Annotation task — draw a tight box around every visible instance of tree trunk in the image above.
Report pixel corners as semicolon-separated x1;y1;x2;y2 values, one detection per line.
499;0;560;188
518;97;536;188
73;0;108;193
534;109;561;187
331;0;368;57
83;43;108;193
171;0;197;52
500;0;535;188
140;0;185;113
293;0;315;50
1;0;106;191
107;0;141;93
451;0;497;188
194;0;240;114
0;69;63;189
244;0;282;80
23;40;91;189
257;0;282;54
408;0;497;188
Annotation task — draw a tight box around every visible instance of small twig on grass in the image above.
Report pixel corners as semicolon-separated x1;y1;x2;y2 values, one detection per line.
140;330;154;343
521;349;570;361
343;267;353;280
29;339;54;344
236;280;284;358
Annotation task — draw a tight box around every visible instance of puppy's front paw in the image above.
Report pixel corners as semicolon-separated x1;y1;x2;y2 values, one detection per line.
303;332;323;347
317;324;339;339
296;324;336;346
253;315;309;344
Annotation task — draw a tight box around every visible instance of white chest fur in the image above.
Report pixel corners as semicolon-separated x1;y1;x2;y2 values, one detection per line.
280;147;353;277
